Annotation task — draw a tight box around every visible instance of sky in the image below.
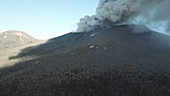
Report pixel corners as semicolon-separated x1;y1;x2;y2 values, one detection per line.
0;0;99;39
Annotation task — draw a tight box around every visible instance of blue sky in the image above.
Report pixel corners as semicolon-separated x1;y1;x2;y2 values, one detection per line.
0;0;99;39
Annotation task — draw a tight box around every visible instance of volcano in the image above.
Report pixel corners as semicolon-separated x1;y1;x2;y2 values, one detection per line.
0;30;37;48
0;25;170;96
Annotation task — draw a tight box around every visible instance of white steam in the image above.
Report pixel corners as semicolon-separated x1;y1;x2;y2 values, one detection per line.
77;0;170;34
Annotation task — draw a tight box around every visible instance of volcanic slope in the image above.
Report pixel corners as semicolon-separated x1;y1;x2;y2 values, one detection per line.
0;25;170;96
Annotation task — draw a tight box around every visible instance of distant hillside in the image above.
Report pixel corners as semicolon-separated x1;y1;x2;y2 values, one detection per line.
0;30;37;48
0;30;46;68
0;25;170;96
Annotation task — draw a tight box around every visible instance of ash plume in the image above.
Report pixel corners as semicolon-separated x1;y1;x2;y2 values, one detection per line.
77;0;170;34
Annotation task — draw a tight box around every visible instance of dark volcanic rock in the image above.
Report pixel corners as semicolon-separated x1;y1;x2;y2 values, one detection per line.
0;25;170;96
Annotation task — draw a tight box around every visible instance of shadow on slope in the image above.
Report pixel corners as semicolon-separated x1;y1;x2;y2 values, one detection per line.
0;31;97;77
2;24;170;81
8;24;170;60
0;25;170;96
8;32;93;60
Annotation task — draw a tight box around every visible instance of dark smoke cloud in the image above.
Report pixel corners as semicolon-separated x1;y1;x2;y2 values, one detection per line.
77;0;170;34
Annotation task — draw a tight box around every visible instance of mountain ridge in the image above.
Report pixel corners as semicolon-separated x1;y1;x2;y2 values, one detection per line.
0;30;38;48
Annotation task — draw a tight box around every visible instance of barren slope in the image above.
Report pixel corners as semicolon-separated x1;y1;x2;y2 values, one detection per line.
0;25;170;96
